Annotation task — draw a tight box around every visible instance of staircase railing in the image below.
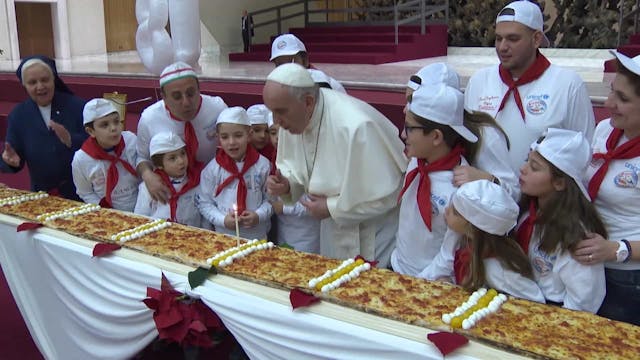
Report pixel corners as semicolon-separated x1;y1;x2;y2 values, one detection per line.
618;0;640;46
248;0;449;45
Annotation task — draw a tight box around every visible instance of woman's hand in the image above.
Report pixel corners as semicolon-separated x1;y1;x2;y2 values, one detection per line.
49;121;71;148
2;143;21;167
452;165;491;187
572;232;617;265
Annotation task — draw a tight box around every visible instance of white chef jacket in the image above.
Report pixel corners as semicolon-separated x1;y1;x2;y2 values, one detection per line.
276;197;321;254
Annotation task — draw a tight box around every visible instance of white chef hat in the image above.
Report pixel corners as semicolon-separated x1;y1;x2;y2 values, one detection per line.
409;84;478;143
529;128;591;200
407;63;460;91
83;98;119;125
266;63;315;88
496;1;550;47
266;111;274;128
216;106;250;126
609;50;640;76
246;104;269;125
149;132;186;157
159;61;197;88
270;34;307;61
452;180;519;236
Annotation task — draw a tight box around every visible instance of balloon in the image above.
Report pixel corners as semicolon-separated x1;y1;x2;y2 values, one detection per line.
135;0;201;75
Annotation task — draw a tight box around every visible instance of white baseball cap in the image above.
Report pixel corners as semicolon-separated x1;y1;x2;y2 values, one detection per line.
609;50;640;76
407;63;460;91
530;128;591;200
496;1;550;47
149;132;186;156
83;98;119;125
246;104;269;125
270;34;307;61
159;61;197;88
266;63;316;88
266;111;274;128
452;180;519;236
408;84;478;143
217;106;250;126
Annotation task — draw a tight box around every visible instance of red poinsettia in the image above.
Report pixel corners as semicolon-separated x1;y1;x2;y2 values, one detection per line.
143;273;225;348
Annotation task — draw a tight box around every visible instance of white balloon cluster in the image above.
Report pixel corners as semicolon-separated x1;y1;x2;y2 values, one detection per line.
135;0;201;75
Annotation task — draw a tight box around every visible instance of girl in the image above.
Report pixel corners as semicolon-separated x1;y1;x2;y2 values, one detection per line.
518;128;606;312
442;179;545;302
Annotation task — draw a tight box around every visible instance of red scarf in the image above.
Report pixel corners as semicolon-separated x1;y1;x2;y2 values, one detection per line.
214;146;260;213
80;137;137;208
267;145;277;176
516;200;537;255
453;244;472;285
588;127;640;201
397;144;464;231
165;97;203;170
154;166;201;222
498;52;551;120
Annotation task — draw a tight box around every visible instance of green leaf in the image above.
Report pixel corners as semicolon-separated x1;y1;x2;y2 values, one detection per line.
279;242;294;250
188;266;217;289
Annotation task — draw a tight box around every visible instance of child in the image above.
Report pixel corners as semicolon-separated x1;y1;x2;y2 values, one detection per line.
246;104;276;163
134;131;205;228
72;98;139;211
267;113;320;253
436;179;545;302
390;83;479;279
517;128;606;312
197;106;272;240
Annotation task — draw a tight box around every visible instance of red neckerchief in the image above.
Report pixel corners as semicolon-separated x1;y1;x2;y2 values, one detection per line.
257;143;277;175
516;199;537;255
397;144;465;231
80;137;137;208
588;127;640;201
498;52;551;120
154;166;201;222
453;244;472;285
214;146;260;213
165;97;203;170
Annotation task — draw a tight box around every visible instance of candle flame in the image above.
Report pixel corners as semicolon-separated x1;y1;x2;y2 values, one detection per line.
233;203;237;211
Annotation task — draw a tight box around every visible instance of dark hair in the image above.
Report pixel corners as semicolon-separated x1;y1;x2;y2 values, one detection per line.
616;59;640;96
151;154;164;168
462;110;510;164
519;157;608;254
411;112;464;149
460;226;534;291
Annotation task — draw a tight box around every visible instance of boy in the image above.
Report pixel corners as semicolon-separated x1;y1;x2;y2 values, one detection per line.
391;84;479;279
72;98;139;211
267;114;320;253
134;132;205;228
198;106;272;239
247;103;276;163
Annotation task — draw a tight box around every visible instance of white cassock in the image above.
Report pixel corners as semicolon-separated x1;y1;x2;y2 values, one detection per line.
276;88;408;268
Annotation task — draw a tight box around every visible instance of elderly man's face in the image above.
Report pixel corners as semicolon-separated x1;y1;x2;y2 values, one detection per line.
161;77;201;122
263;81;314;135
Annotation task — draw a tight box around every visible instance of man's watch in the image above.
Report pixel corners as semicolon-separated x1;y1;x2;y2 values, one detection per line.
615;240;631;263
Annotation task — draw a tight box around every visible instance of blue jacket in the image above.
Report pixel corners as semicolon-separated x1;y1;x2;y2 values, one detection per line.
0;91;87;200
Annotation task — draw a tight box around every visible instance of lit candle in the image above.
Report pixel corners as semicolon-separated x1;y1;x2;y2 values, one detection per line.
233;203;240;246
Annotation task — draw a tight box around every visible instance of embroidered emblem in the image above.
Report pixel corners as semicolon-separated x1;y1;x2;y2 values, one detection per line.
526;98;547;115
613;170;638;188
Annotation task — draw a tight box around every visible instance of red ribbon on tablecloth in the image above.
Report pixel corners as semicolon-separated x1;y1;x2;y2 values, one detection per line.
289;288;320;309
427;331;469;356
16;222;43;232
92;243;122;257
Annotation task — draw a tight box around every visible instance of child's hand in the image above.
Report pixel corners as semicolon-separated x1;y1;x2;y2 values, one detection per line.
239;210;259;227
271;200;284;215
223;212;237;230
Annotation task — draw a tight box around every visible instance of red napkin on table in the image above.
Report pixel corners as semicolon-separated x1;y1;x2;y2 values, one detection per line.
16;222;43;232
289;288;320;309
427;331;469;356
92;243;122;257
143;273;225;347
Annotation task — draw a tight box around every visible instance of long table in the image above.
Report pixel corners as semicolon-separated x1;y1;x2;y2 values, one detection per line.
0;214;526;360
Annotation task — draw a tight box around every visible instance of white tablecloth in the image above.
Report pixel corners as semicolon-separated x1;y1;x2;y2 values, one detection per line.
0;215;524;360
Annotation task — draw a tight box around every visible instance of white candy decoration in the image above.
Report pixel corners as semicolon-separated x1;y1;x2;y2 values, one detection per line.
36;203;100;222
111;219;171;243
0;191;48;206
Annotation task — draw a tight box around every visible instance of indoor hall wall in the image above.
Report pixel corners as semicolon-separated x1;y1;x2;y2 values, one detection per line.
66;0;107;57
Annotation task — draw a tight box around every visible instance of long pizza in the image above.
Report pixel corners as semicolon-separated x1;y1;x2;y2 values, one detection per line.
0;186;639;359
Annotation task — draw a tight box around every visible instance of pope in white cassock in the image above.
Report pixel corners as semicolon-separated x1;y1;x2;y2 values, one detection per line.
263;63;408;267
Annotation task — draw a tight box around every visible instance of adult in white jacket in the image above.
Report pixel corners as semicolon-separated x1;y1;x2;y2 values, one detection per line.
263;64;407;268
